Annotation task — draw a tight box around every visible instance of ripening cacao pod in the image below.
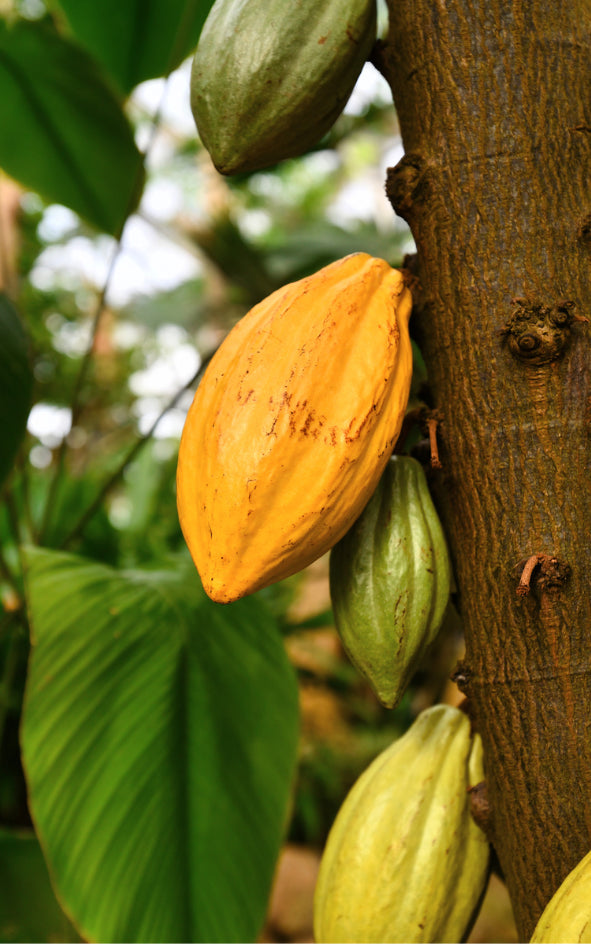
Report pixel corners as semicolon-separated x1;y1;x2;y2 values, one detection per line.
530;850;591;943
190;0;377;175
314;705;490;944
329;455;451;707
177;253;413;604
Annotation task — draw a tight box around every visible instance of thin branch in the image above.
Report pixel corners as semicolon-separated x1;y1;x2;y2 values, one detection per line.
59;354;214;550
39;76;175;544
38;241;122;541
36;0;222;547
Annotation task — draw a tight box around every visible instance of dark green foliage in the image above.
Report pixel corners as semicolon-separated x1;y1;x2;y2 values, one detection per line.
0;17;143;234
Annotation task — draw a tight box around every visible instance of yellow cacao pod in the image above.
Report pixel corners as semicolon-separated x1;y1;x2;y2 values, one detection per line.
177;253;412;603
313;705;490;944
530;849;591;943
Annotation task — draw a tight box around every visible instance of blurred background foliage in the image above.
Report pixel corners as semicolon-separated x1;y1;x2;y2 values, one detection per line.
0;0;518;941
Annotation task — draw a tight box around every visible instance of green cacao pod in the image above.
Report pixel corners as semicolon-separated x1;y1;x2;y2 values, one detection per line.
329;455;451;708
190;0;377;175
530;849;591;943
313;705;489;944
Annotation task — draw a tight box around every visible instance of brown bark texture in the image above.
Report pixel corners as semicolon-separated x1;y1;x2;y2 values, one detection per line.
380;0;591;938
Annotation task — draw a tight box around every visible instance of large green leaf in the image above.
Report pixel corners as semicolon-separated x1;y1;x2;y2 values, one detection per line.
0;829;82;943
21;548;299;943
0;295;32;488
54;0;215;96
0;17;144;235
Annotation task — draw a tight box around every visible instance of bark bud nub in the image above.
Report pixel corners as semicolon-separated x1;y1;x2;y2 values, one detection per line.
538;555;571;593
385;153;430;221
451;661;472;694
468;781;494;840
501;298;580;364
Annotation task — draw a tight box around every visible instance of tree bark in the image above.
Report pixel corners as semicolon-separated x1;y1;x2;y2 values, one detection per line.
380;0;591;938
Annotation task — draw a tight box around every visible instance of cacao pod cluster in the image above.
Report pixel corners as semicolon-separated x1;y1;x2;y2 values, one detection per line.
185;0;455;707
178;248;454;704
181;6;491;942
190;0;377;175
314;705;490;943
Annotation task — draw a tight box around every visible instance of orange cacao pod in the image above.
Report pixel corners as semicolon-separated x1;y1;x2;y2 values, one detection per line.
177;253;413;603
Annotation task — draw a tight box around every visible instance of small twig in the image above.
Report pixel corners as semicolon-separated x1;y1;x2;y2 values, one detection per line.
39;74;176;544
38;244;122;541
516;554;543;596
426;416;443;468
37;8;223;549
59;356;213;550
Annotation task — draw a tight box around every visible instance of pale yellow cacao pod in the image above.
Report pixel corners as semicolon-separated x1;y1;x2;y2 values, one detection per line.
530;849;591;943
313;705;490;943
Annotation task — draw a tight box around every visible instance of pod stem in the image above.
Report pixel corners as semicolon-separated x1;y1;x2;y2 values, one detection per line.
427;416;442;469
516;555;543;596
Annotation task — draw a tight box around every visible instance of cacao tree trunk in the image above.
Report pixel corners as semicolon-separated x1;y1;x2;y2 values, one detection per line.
379;0;591;938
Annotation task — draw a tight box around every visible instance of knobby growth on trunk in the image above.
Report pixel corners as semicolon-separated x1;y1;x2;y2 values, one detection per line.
379;0;591;937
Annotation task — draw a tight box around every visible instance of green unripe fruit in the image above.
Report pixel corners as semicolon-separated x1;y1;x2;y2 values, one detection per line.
329;455;451;708
190;0;377;175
